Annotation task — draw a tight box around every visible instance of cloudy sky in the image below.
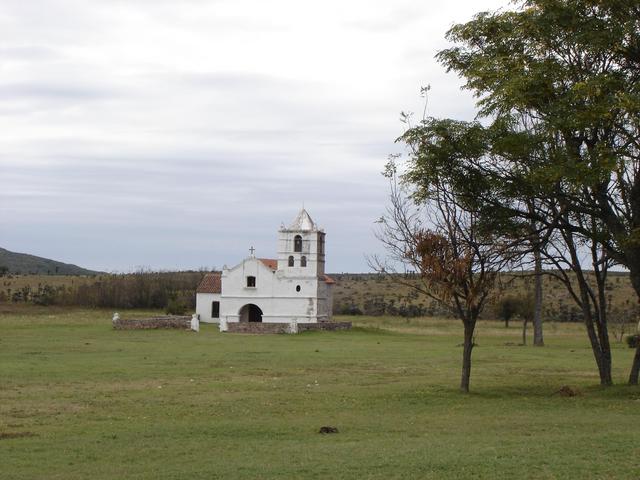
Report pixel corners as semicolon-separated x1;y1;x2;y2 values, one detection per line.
0;0;507;273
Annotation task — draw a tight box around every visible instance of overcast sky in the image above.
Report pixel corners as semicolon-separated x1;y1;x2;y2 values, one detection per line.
0;0;508;273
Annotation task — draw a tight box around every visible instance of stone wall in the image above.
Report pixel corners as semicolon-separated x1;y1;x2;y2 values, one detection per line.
298;322;352;332
226;321;352;334
226;322;291;334
112;315;191;330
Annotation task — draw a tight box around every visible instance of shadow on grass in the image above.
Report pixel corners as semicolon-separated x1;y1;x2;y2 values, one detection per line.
392;381;640;404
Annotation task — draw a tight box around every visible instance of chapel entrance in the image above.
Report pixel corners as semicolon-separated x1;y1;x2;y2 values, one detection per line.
239;304;263;323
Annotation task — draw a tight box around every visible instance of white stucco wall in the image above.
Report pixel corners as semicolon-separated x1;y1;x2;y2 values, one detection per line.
196;292;221;323
277;230;325;275
220;257;325;323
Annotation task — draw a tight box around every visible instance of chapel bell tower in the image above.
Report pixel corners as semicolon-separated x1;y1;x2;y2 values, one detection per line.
277;209;325;276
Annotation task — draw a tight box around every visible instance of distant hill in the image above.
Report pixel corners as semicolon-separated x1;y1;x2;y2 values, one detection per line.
0;248;101;275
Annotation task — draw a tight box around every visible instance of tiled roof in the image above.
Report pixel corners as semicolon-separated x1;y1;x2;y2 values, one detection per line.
259;258;278;271
196;272;222;293
322;274;336;285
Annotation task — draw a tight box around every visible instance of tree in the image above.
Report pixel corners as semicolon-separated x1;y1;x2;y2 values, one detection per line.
628;333;640;384
403;114;621;383
497;296;519;328
609;304;638;343
372;163;513;392
528;216;545;346
516;294;535;346
402;0;640;385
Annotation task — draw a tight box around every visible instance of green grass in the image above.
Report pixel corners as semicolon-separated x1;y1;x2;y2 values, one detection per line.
1;308;639;479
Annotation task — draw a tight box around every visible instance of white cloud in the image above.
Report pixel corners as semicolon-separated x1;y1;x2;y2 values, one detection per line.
0;0;508;272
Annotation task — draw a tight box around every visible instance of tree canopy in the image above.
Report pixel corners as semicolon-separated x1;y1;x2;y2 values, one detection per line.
393;0;640;385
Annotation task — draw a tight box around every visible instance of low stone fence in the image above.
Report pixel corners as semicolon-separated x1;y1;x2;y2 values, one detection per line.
298;322;352;332
226;321;352;334
226;322;290;334
112;315;192;330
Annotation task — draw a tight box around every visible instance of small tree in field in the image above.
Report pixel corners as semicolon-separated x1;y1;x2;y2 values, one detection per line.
497;296;519;329
372;165;513;392
516;294;535;346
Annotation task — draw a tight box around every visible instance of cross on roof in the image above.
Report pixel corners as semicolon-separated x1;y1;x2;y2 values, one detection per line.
249;246;255;256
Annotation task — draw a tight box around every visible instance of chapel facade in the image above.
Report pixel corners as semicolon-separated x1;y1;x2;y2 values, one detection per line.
195;209;335;328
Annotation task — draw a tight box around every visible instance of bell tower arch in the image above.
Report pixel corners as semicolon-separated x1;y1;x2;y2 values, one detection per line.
277;209;325;276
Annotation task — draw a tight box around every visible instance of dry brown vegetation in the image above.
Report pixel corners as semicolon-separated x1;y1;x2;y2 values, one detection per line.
2;270;636;334
331;271;637;324
0;271;205;310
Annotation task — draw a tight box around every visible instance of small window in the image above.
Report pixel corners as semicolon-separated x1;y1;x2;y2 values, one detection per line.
300;256;307;267
294;235;303;252
211;301;220;318
296;285;301;292
247;276;256;287
288;255;294;267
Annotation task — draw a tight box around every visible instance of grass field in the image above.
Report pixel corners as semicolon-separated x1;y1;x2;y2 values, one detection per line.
1;307;639;479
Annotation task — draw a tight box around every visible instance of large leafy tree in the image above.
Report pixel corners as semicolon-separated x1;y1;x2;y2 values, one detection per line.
438;0;640;283
400;0;640;384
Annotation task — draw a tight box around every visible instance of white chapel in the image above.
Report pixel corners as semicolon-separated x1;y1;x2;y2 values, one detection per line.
195;209;335;329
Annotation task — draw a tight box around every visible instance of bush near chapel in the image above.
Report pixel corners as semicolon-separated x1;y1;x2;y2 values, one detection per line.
165;297;188;316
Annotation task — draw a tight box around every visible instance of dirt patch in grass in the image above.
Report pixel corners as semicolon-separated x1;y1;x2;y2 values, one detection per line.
555;385;581;397
318;426;339;434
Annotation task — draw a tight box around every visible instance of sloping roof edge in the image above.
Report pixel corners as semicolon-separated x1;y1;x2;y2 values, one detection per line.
196;272;222;293
258;258;278;271
322;274;336;285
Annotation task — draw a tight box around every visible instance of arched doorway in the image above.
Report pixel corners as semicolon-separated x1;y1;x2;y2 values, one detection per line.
239;304;263;323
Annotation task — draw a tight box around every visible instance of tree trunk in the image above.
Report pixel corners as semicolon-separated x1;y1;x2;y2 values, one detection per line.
522;317;528;345
460;321;475;393
579;298;612;386
599;343;613;386
565;232;612;386
533;247;544;346
596;305;613;386
577;288;613;386
629;345;640;385
626;265;640;385
629;266;640;303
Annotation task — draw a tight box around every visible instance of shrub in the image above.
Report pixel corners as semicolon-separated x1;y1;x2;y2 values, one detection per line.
32;285;57;306
165;298;188;315
335;304;363;315
496;296;520;327
626;335;640;349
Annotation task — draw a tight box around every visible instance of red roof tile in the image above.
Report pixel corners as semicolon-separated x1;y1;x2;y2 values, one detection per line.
259;258;278;271
196;272;222;293
322;274;335;285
